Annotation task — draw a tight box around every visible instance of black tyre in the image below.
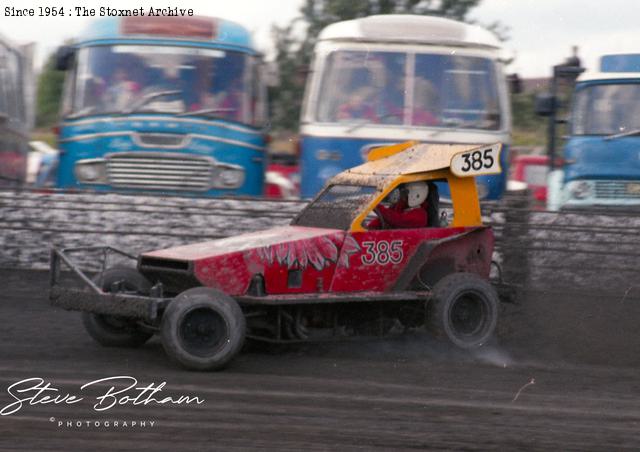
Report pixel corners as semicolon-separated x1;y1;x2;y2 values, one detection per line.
427;272;498;349
82;267;154;348
161;287;246;371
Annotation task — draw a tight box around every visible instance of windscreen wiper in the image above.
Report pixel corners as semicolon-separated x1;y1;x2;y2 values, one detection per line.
604;128;640;141
124;90;182;114
177;107;236;118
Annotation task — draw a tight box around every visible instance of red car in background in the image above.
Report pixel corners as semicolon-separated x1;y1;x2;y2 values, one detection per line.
510;155;549;206
265;154;300;199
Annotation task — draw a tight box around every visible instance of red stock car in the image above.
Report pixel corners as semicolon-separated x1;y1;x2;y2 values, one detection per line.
50;141;505;370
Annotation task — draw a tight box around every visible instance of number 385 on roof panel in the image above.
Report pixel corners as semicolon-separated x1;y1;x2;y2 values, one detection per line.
450;143;502;178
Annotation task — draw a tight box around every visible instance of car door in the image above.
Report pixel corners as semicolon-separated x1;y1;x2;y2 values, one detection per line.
329;226;472;292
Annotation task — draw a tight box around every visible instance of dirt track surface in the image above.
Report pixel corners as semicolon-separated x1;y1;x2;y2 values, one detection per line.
1;269;640;451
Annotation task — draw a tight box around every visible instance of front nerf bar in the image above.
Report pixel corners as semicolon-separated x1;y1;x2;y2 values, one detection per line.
49;246;169;322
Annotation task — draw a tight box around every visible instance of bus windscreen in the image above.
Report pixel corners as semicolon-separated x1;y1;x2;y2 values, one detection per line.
67;44;259;125
315;50;501;131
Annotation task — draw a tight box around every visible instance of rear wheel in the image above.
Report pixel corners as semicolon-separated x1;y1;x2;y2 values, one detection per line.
161;287;246;371
427;272;498;348
82;267;154;348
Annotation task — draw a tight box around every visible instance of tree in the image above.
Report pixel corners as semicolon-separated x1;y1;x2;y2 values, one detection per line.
35;52;66;128
269;0;484;131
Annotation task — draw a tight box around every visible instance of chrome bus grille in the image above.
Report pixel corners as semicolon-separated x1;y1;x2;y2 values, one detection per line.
106;153;213;191
134;133;188;148
594;180;640;199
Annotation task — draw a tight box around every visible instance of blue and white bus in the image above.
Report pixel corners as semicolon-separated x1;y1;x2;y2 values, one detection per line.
0;33;33;187
54;16;267;196
299;15;511;199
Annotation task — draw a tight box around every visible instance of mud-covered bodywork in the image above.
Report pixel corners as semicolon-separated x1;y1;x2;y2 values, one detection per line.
139;226;347;295
139;224;494;297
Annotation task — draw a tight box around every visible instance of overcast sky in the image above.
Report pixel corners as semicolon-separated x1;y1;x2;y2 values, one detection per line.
1;0;638;77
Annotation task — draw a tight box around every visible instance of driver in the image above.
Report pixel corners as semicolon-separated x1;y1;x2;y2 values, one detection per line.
103;67;141;111
368;182;429;229
138;64;186;113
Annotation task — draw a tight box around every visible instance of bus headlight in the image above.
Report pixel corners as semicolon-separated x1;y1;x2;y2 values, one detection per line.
213;164;245;188
74;159;107;184
567;180;594;200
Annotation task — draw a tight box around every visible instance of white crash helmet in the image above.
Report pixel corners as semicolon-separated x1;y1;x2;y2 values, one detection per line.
406;182;429;207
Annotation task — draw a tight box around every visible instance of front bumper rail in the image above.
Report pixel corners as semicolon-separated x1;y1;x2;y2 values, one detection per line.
49;246;169;322
49;286;166;322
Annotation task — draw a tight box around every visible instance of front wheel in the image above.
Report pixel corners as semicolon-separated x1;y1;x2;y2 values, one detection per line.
160;287;246;371
83;267;154;348
427;272;498;349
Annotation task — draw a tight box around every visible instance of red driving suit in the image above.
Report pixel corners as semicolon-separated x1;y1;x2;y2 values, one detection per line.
368;199;428;229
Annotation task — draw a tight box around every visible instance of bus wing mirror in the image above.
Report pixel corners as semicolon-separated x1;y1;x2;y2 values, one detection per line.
54;46;75;71
534;93;556;117
507;73;522;94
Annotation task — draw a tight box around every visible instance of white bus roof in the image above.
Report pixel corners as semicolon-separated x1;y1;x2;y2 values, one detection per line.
318;15;500;49
578;72;640;83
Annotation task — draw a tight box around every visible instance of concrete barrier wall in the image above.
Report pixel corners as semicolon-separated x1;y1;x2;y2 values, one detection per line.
0;190;305;270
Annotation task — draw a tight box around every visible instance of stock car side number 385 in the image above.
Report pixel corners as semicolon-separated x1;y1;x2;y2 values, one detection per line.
361;240;404;265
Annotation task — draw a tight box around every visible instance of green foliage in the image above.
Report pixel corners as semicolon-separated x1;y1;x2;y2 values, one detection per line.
511;92;547;147
512;92;542;130
35;54;65;128
270;0;483;132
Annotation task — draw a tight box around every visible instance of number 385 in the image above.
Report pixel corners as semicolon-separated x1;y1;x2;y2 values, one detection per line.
461;149;494;172
361;240;403;265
